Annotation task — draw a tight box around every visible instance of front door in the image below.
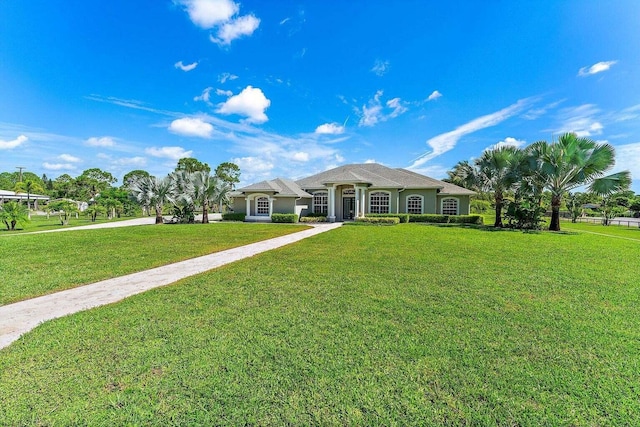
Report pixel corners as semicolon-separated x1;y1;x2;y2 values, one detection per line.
343;197;355;220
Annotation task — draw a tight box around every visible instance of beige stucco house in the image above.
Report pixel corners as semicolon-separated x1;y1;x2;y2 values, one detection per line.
230;163;475;222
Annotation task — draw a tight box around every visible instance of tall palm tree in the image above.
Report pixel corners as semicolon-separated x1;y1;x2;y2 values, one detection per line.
192;171;232;223
129;176;175;224
474;146;526;227
445;160;479;190
531;133;630;231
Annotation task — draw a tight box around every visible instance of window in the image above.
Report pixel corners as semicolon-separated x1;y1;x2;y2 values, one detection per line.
441;198;458;215
313;191;328;214
406;195;423;214
369;191;390;214
256;197;269;215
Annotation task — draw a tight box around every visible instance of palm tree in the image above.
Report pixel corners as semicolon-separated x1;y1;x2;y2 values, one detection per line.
589;171;632;225
474;146;526;227
191;171;233;223
14;179;45;219
445;160;479;190
129;176;175;224
0;201;30;230
530;133;630;231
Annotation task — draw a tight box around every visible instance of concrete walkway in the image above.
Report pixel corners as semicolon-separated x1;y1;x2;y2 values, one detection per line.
0;222;342;349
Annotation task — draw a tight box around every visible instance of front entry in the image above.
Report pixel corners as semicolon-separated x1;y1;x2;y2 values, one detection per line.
343;197;355;220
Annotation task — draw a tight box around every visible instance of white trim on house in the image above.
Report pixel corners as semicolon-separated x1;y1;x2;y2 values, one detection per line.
369;190;391;214
441;197;459;215
406;194;424;214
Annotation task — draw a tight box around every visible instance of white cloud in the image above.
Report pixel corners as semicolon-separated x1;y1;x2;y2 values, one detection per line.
145;146;193;160
409;97;534;169
358;91;408;127
556;104;603;137
279;17;290;25
218;72;238;83
174;60;198;72
211;14;260;45
168;117;214;138
216;89;233;97
614;142;640;179
486;137;527;151
194;87;213;104
85;136;115;147
387;98;408;118
216;85;270;124
179;0;238;29
614;104;640;122
0;134;27;149
315;123;345;135
578;60;618;77
291;152;310;162
58;154;82;163
113;157;147;167
364;159;376;164
371;59;389;76
409;164;450;180
42;162;74;171
427;90;442;101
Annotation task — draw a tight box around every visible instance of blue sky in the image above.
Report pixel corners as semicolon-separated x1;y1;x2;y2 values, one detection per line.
1;0;639;191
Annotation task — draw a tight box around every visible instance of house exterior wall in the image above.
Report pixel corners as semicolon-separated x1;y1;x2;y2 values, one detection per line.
436;195;471;215
398;189;438;214
230;197;246;214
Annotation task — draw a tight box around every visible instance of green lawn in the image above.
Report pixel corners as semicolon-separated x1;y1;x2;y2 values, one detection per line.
0;222;308;305
562;219;640;239
1;224;639;425
0;213;136;234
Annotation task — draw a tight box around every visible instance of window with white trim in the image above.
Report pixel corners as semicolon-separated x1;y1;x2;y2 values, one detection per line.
369;191;390;214
406;195;423;214
441;198;458;215
313;191;328;214
256;197;269;215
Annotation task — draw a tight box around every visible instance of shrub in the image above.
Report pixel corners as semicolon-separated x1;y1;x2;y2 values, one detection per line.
222;213;246;221
300;216;327;223
305;212;328;218
354;217;399;225
365;213;409;223
448;215;483;225
271;213;299;223
408;214;449;223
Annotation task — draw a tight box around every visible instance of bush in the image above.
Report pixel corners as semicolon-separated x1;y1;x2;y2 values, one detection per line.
448;215;483;225
271;213;299;223
354;217;399;225
300;216;327;223
408;214;449;223
222;213;246;221
365;213;409;223
305;212;328;218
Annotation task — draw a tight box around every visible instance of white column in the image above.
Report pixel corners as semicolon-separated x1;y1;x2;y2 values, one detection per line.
354;187;361;218
328;186;336;222
269;197;274;217
245;197;251;216
360;188;366;216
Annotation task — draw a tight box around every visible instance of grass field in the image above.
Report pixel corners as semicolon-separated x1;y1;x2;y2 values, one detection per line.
0;213;136;234
1;223;638;425
0;222;308;305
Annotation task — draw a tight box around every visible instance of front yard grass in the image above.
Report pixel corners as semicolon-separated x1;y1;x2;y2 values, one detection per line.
1;224;639;425
0;223;308;305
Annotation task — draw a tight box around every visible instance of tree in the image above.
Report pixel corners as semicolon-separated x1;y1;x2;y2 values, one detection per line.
75;168;117;200
530;133;630;231
474;146;525;228
14;179;45;218
52;174;76;199
128;175;175;224
192;171;232;223
214;162;241;190
0;201;30;230
122;170;150;189
176;157;210;174
589;172;632;225
444;160;479;191
85;205;107;222
47;200;79;226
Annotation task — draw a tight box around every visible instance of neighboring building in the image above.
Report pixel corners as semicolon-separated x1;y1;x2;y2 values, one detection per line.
0;190;50;209
230;163;475;222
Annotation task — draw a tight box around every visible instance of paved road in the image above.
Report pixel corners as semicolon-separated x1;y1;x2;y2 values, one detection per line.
0;222;343;349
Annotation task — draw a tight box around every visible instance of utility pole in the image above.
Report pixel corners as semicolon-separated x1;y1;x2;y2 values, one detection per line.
16;166;26;182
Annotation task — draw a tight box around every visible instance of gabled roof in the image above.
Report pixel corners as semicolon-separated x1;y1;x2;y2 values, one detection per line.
295;163;474;195
236;178;312;198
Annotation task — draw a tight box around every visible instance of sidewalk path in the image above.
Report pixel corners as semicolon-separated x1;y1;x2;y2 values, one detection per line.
0;222;342;349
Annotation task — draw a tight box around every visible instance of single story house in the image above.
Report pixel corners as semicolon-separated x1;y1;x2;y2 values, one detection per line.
230;163;475;222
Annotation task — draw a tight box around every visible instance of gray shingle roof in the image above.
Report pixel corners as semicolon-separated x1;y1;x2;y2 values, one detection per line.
295;163;474;195
236;178;312;198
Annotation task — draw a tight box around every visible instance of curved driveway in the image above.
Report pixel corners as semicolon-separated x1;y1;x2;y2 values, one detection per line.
0;221;342;349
